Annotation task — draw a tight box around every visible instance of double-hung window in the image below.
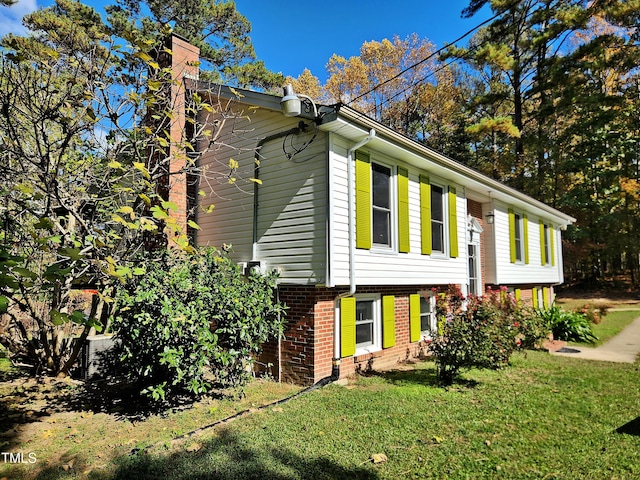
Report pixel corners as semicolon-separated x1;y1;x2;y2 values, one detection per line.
420;294;436;339
543;225;550;265
539;220;555;266
355;152;397;251
514;213;523;262
509;209;529;264
431;184;445;254
355;299;376;348
372;162;392;247
419;177;458;258
409;293;436;342
340;294;396;357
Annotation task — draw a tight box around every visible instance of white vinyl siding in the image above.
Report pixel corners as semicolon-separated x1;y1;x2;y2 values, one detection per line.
198;107;327;284
329;135;467;287
489;203;562;285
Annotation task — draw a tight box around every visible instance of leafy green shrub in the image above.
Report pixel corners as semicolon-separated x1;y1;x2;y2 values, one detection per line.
515;307;552;350
534;304;598;344
430;287;529;386
574;303;608;324
537;305;598;344
111;247;286;403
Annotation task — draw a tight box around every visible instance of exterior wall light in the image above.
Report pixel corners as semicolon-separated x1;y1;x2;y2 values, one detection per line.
485;211;495;224
280;84;318;118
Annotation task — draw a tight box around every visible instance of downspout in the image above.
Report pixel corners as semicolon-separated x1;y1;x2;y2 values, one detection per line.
276;286;282;383
346;129;376;296
332;129;376;380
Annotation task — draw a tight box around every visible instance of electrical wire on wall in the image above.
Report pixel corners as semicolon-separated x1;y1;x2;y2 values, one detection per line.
282;120;319;162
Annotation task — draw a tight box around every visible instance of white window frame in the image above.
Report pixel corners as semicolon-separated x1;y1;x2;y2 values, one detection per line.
430;182;448;257
537;287;545;306
543;223;552;266
419;292;437;340
370;160;396;252
514;212;524;263
354;294;382;355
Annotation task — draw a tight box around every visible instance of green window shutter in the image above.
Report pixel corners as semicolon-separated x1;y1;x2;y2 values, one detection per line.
340;297;356;357
514;288;521;305
509;208;516;263
382;295;396;348
419;175;432;255
397;167;410;253
523;214;529;264
550;226;555;266
355;151;371;250
409;294;421;343
539;219;546;265
448;187;458;258
532;287;538;309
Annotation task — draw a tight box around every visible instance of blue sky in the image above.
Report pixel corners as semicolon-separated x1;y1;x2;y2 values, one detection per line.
1;0;490;82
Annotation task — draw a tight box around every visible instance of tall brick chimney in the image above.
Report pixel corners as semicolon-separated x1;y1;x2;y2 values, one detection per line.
167;34;200;243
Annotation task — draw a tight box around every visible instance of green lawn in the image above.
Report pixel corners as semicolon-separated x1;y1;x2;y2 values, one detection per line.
27;352;635;480
591;309;640;346
3;307;640;479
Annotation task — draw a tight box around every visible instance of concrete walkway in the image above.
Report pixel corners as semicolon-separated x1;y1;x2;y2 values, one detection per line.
551;315;640;363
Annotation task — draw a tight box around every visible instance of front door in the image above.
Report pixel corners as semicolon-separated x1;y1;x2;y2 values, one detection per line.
466;214;484;297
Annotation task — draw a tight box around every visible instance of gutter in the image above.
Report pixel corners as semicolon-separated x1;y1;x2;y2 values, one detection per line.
329;106;576;227
331;129;376;380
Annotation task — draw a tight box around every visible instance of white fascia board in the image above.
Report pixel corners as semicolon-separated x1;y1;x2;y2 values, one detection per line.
321;109;576;227
193;83;575;227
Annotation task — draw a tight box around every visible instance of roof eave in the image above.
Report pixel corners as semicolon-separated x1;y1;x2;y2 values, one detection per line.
321;105;576;226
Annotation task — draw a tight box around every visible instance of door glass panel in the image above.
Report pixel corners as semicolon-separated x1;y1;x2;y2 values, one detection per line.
468;244;478;295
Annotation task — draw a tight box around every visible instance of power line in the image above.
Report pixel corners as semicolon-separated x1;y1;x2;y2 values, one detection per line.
352;0;550;121
358;36;485;118
345;0;522;107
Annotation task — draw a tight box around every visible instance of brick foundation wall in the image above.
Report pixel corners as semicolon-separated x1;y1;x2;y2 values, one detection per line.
259;281;558;385
486;284;555;307
276;286;317;385
263;284;452;386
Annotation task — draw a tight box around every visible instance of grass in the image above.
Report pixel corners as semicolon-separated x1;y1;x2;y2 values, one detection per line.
0;377;303;480
590;309;640;346
555;295;640;346
2;298;639;479
2;352;640;480
0;356;10;371
111;354;640;480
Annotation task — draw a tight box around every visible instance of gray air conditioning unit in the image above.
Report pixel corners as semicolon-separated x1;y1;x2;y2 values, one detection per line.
81;334;115;380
